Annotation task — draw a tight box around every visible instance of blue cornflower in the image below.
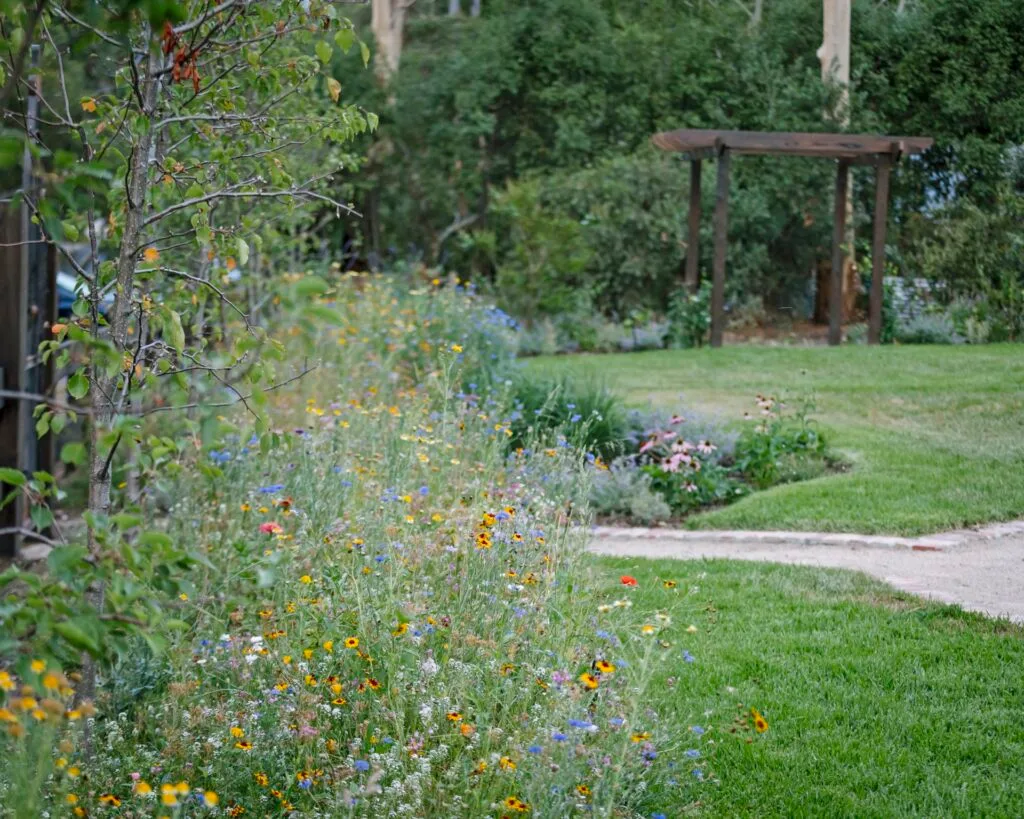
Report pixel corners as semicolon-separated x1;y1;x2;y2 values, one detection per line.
690;725;705;736
298;778;312;789
692;769;704;780
568;719;596;731
642;749;658;761
570;414;582;423
259;483;285;493
609;717;625;727
685;749;700;759
375;554;387;563
552;732;568;742
682;650;695;663
528;745;543;754
652;814;667;819
354;760;370;772
419;486;429;496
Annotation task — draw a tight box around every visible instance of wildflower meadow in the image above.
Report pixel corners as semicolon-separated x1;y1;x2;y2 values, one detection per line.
0;275;745;817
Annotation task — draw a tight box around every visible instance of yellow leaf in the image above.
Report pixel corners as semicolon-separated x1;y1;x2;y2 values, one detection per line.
326;77;341;103
143;247;160;262
81;98;97;113
226;257;237;270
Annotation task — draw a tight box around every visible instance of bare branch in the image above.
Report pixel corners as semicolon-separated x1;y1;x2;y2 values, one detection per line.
138;365;318;416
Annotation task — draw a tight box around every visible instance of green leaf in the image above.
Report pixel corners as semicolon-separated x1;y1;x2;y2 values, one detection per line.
30;505;54;530
0;467;25;487
47;545;88;576
316;40;333;64
166;309;185;354
237;238;250;266
294;275;329;298
335;28;355;54
360;41;371;68
68;370;89;400
54;620;102;657
60;442;87;466
137;530;173;549
62;220;80;241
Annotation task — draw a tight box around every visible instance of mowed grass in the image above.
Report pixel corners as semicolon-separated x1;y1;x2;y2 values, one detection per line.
529;344;1024;534
592;556;1024;817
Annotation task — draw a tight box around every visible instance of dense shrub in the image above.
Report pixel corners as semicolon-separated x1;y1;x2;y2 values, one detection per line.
666;282;713;349
894;312;964;345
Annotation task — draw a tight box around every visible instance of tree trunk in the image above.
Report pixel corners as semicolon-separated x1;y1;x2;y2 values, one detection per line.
470;0;481;16
817;0;856;322
448;0;460;15
372;0;408;83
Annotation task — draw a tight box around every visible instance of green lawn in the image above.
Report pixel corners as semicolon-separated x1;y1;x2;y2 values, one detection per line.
530;344;1024;535
593;556;1024;817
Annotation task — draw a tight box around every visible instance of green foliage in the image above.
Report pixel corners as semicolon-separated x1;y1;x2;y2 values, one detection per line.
894;312;963;345
489;179;593;319
666;282;712;349
734;395;829;490
504;373;629;462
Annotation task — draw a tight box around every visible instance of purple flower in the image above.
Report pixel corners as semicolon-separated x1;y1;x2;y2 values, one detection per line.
418;486;429;496
682;650;695;663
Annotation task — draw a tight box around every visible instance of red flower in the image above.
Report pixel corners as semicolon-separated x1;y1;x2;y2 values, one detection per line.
260;522;283;535
620;575;638;587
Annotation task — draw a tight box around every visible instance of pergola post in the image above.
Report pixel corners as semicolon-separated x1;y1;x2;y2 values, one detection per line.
685;159;702;291
828;159;850;346
868;158;892;344
710;149;730;348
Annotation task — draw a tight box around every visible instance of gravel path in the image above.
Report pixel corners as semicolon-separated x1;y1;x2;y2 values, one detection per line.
589;522;1024;623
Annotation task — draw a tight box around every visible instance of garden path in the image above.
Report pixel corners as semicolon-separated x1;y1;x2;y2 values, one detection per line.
589;521;1024;623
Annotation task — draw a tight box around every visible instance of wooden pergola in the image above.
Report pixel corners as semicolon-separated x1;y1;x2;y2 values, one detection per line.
651;129;934;346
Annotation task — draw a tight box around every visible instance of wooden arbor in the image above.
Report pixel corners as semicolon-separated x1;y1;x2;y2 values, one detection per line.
651;129;934;346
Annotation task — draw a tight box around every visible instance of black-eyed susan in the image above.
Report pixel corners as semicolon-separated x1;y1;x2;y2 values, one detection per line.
392;622;409;636
365;677;381;691
594;659;616;674
499;662;515;676
235;740;253;751
662;580;677;589
630;731;651;743
575;784;591;798
446;711;463;722
99;793;122;806
512;531;524;542
344;636;359;649
254;772;269;786
751;708;769;733
331;697;348;706
498;756;517;771
503;795;530;812
230;725;245;738
578;672;599;690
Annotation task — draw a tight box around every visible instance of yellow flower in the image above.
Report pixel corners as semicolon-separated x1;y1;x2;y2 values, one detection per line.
344;637;359;649
99;794;122;806
504;795;530;812
641;624;656;635
41;673;60;690
134;781;153;795
143;247;160;263
751;708;769;733
30;659;45;674
254;772;269;786
66;794;78;805
299;575;312;584
575;784;591;798
446;711;462;722
451;344;463;353
67;766;81;778
161;792;179;806
578;673;599;690
203;791;219;807
230;726;245;738
235;740;253;751
499;756;517;771
392;623;409;636
594;659;616;674
0;671;14;691
323;640;334;652
630;731;651;743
